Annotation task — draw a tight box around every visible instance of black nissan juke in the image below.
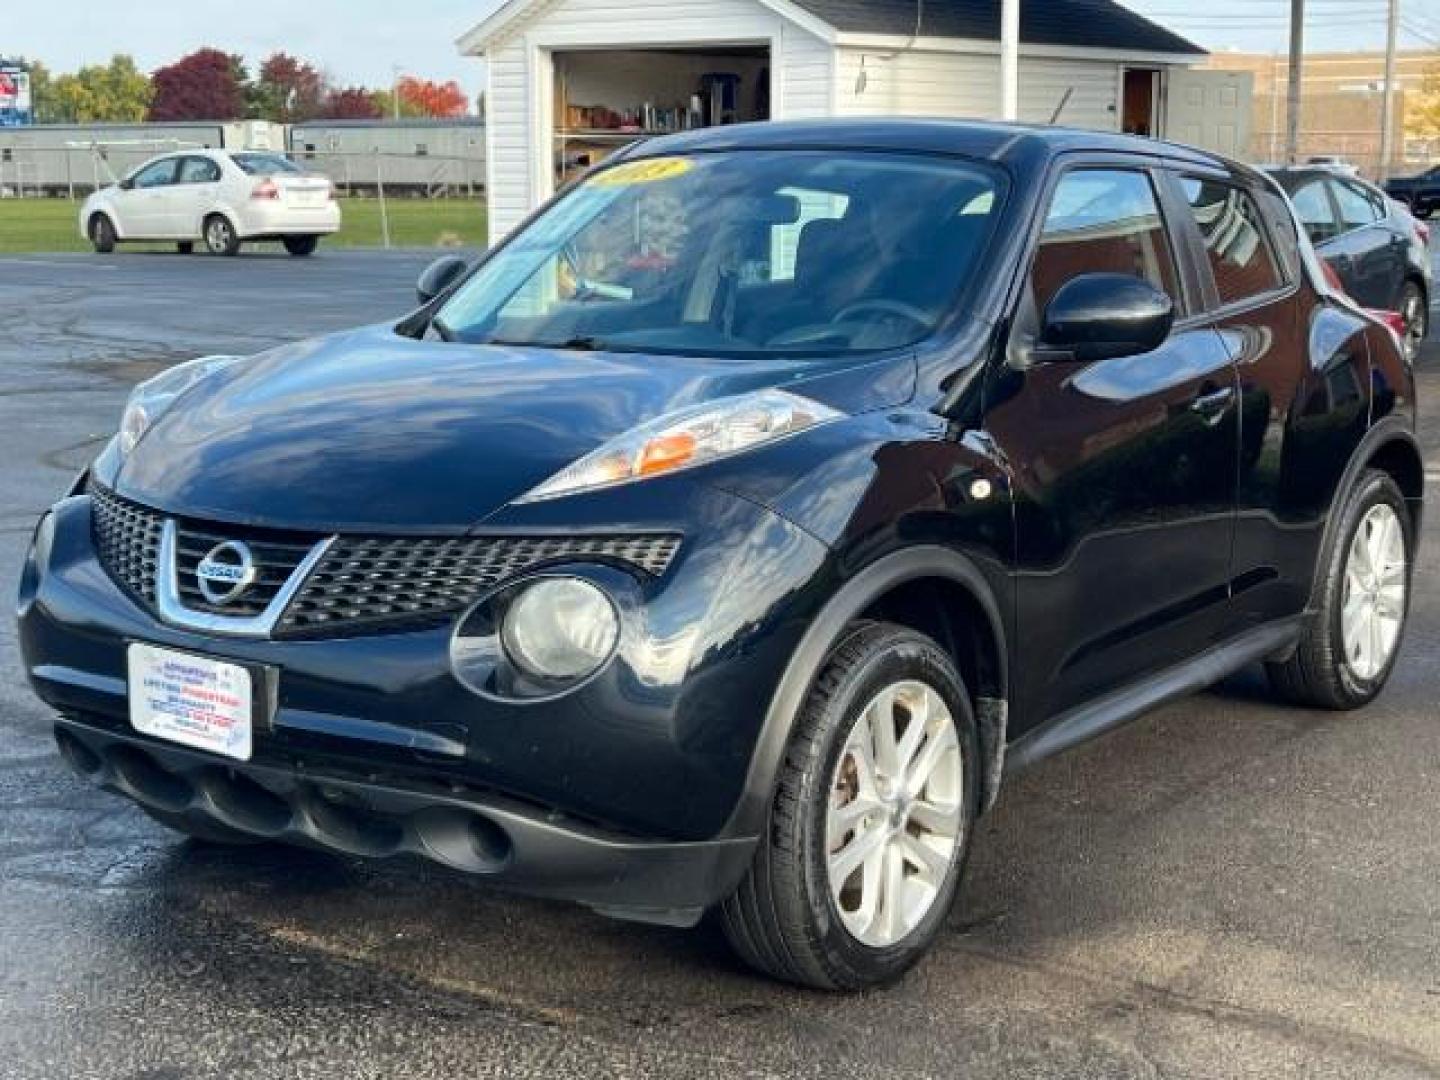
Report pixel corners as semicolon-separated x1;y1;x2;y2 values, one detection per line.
18;121;1421;990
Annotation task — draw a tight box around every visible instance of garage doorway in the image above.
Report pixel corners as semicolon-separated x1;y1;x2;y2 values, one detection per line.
553;46;770;188
1122;68;1161;137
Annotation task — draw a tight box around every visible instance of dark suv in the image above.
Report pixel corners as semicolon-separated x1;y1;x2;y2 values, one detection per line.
18;121;1421;991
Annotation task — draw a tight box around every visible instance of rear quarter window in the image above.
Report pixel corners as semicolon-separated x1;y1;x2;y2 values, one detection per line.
1180;178;1285;306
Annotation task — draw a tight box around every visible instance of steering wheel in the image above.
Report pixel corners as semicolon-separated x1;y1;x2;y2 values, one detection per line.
833;299;932;331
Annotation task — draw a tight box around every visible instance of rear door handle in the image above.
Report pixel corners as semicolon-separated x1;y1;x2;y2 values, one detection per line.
1190;385;1235;421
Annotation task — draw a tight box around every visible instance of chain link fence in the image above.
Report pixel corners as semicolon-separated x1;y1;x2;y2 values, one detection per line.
0;145;484;200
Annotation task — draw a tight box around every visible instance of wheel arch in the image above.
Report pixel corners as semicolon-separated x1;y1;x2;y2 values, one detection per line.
720;546;1011;840
1308;416;1424;610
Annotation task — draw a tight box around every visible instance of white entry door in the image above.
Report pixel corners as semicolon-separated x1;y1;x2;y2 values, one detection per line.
1163;69;1253;158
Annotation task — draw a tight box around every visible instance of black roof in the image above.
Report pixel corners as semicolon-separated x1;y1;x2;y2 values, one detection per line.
790;0;1203;56
633;117;1229;170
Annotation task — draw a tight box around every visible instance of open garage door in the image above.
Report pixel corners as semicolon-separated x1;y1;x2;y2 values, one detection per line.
553;46;770;189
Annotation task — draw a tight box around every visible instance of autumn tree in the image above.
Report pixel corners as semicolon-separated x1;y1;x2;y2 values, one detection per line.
251;52;327;123
1408;64;1440;141
397;76;469;118
320;86;382;120
46;55;152;123
149;48;246;120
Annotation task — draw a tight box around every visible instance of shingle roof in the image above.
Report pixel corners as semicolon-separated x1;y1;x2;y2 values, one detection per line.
789;0;1204;56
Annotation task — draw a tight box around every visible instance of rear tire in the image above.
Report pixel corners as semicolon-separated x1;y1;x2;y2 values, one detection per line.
1267;469;1413;709
1400;279;1428;363
140;806;264;846
203;214;240;256
719;621;978;990
89;214;116;254
283;235;319;256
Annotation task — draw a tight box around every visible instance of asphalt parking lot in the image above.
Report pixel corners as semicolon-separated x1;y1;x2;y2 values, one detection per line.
2;247;1439;1080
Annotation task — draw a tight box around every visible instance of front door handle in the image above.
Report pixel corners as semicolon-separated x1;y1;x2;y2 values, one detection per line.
1190;385;1235;422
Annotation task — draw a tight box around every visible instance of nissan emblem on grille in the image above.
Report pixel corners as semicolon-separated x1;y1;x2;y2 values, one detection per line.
195;541;257;605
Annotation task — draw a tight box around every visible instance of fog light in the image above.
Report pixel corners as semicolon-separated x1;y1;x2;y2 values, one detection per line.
500;578;618;682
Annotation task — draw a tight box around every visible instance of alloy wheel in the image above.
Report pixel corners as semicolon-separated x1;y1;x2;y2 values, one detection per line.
1402;286;1428;362
825;680;963;948
206;219;233;253
1341;503;1407;681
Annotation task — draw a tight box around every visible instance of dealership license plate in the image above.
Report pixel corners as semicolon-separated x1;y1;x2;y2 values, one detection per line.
127;644;253;762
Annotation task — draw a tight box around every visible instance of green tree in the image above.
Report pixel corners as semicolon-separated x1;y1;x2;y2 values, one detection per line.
48;55;151;122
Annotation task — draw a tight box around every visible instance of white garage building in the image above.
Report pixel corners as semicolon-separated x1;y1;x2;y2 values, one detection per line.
460;0;1251;245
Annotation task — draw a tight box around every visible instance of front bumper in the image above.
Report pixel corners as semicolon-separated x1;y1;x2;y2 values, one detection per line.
19;486;828;913
53;715;753;925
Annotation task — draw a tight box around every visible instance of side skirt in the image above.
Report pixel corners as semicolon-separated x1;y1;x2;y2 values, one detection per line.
1007;617;1304;771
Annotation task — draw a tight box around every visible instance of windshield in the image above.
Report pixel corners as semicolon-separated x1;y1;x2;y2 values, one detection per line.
231;152;303;176
435;150;1005;356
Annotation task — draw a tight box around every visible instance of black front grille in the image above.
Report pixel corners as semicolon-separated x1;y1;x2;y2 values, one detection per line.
90;485;163;606
279;533;682;635
89;485;681;637
171;523;316;617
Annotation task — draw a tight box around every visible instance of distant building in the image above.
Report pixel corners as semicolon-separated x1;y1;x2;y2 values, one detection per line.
1205;50;1429;174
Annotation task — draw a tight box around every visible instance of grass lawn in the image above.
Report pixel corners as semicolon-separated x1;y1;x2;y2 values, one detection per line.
0;196;488;253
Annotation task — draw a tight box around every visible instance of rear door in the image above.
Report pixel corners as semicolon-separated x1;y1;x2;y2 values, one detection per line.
1325;177;1401;309
169;156;223;239
987;164;1240;726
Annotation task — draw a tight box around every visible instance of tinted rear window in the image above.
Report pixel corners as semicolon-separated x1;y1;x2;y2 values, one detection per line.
1180;178;1283;306
231;153;303;176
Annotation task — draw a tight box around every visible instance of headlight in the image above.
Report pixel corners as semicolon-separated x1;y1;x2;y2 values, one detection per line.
118;354;245;456
500;578;619;682
517;389;842;502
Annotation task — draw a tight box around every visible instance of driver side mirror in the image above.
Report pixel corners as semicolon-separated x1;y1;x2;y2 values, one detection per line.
417;255;470;306
1039;273;1175;363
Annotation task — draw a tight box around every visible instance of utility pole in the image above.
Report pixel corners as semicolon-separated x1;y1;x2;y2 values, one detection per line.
1286;0;1305;163
1379;0;1401;178
1000;0;1020;121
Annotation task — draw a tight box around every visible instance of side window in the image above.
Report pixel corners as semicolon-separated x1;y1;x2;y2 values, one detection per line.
1290;180;1339;245
178;157;220;184
1031;169;1181;314
1331;179;1382;230
1179;178;1282;306
131;159;178;189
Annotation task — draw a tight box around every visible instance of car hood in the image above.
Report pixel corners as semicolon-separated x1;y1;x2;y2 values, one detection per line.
114;324;913;531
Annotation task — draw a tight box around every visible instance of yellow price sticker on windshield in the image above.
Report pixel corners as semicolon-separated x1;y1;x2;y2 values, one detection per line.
591;157;694;187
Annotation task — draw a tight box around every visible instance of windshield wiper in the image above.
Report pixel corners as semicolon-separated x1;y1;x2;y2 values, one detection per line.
483;335;610;352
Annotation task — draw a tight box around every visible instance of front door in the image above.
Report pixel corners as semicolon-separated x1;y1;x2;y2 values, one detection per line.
115;156;180;238
984;167;1240;730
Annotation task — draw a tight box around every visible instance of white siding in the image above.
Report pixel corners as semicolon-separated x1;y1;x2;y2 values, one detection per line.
833;45;1120;134
834;47;998;118
780;24;834;118
1017;57;1120;132
481;0;831;243
485;38;534;243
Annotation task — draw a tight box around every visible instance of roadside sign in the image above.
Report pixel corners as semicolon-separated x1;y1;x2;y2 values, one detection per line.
0;62;34;127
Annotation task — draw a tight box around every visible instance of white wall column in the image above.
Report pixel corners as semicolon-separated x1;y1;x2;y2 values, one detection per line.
1000;0;1020;120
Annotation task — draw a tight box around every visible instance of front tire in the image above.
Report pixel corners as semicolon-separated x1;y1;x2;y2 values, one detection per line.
720;622;978;990
283;235;319;256
203;214;240;256
89;214;116;254
1267;469;1413;709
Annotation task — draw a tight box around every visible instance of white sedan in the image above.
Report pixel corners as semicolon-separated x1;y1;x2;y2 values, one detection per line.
80;150;341;256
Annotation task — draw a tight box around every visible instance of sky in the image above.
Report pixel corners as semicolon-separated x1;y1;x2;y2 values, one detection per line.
7;0;1440;97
